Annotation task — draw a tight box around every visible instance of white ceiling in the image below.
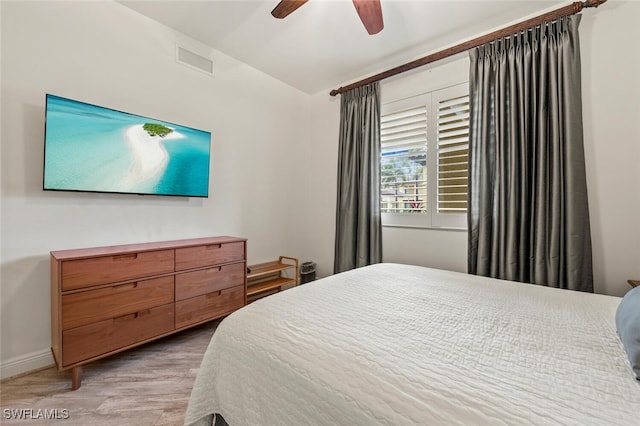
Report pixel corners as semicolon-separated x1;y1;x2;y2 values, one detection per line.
119;0;567;95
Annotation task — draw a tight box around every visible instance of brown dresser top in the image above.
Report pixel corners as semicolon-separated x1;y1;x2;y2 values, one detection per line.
51;236;246;261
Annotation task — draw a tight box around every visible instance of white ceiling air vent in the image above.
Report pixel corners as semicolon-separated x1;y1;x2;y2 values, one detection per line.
176;45;214;76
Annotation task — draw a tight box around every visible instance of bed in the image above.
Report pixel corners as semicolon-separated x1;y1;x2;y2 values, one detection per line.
185;263;640;425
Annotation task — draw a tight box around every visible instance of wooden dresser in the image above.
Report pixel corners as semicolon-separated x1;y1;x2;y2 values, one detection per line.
50;236;246;389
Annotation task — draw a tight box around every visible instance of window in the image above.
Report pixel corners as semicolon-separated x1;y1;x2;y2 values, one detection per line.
380;105;427;214
380;83;469;229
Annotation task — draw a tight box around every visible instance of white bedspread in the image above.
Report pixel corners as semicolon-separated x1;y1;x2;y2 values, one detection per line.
185;263;640;425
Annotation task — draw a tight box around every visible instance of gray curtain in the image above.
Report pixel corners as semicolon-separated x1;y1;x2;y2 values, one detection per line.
334;83;382;274
468;15;593;292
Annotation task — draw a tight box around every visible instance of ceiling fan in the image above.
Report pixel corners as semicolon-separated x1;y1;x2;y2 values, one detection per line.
271;0;384;35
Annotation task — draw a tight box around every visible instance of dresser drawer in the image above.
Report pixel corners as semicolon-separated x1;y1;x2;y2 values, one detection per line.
61;249;175;291
175;241;244;271
62;303;174;367
175;285;244;329
175;262;245;302
61;276;174;330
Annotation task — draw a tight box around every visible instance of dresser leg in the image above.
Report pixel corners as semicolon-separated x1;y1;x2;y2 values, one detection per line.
71;366;83;390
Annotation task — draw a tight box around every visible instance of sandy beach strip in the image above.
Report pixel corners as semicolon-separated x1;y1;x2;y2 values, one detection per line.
119;124;183;189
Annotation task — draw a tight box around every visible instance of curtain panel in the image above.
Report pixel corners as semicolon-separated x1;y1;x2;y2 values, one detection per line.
468;15;593;292
334;83;382;274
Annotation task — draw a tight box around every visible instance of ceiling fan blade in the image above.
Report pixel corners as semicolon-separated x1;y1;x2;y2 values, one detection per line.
352;0;384;35
271;0;309;19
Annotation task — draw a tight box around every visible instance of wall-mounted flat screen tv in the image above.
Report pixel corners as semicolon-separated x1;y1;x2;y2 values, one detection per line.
43;94;211;197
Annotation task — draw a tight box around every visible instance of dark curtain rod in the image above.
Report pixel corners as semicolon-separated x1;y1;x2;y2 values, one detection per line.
329;0;607;96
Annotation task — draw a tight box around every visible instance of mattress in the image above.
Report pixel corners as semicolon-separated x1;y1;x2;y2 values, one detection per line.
185;263;640;425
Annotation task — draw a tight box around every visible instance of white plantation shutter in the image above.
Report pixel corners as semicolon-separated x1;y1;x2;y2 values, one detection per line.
380;104;427;213
436;94;469;214
381;83;468;229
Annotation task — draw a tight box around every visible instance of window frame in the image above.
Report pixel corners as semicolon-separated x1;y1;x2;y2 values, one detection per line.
380;82;469;230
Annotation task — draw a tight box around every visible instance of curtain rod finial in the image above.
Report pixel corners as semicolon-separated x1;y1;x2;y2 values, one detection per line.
330;88;341;97
584;0;607;8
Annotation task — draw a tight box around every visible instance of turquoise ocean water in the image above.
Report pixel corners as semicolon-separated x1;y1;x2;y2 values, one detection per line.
43;95;211;197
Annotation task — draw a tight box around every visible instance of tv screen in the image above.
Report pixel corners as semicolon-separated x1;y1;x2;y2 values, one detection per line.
43;94;211;197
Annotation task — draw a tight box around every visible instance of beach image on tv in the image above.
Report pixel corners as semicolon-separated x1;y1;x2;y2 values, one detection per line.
43;94;211;197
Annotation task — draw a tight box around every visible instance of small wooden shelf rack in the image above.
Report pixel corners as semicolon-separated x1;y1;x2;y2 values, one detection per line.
247;256;298;302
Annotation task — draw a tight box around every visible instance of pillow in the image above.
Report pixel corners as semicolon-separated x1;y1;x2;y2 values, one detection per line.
616;286;640;380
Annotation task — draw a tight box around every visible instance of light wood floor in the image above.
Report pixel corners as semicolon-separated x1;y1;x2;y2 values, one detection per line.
0;321;219;426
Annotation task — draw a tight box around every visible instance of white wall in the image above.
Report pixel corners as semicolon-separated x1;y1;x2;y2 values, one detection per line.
290;92;340;278
0;1;309;378
580;0;640;296
301;1;640;295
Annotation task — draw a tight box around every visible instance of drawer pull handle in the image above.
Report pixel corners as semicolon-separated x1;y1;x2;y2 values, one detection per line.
206;291;222;299
114;309;150;321
115;312;137;322
116;282;138;290
205;244;222;250
113;253;138;261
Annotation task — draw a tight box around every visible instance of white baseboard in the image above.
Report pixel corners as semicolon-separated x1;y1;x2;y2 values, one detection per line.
1;349;54;380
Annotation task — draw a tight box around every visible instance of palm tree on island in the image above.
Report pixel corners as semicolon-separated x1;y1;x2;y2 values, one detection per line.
143;123;173;137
